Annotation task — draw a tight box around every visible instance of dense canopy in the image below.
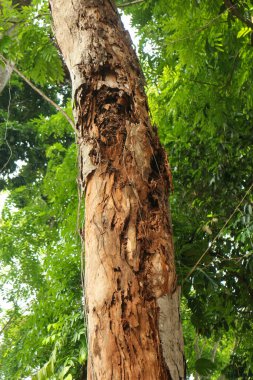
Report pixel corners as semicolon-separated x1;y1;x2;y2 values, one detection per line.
0;0;253;378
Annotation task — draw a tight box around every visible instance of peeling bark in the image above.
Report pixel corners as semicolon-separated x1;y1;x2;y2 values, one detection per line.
158;287;185;379
49;0;185;378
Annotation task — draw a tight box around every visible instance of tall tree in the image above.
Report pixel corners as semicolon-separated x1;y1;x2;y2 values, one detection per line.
49;0;185;379
1;0;253;378
126;0;253;376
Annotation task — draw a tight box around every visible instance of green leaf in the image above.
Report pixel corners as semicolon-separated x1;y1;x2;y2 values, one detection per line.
237;27;251;39
64;374;73;380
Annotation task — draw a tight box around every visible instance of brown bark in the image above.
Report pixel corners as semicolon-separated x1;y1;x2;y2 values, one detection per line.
224;0;253;29
49;0;185;378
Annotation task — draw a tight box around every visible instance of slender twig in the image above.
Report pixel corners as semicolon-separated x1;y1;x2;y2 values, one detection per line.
118;0;144;8
184;181;253;281
0;314;15;335
0;54;75;131
165;5;236;46
184;78;219;87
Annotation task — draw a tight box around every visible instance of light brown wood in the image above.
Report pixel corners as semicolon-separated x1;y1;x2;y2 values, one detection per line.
49;0;185;378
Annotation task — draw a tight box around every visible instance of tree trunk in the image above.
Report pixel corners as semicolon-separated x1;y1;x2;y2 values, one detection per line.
49;1;185;379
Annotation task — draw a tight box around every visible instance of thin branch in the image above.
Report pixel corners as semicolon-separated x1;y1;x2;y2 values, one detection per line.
184;78;219;87
118;0;144;8
0;54;75;131
211;339;220;362
166;6;234;46
184;181;253;281
224;0;253;29
0;314;15;335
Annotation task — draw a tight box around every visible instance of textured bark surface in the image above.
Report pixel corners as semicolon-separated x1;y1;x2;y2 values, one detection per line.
0;62;13;94
50;1;185;379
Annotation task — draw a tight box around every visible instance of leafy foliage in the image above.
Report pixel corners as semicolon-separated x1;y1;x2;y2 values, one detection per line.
0;0;64;84
125;0;253;377
1;0;253;379
0;100;86;378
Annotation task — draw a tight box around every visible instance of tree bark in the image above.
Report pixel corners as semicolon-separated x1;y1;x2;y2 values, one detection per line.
49;0;185;379
0;62;13;94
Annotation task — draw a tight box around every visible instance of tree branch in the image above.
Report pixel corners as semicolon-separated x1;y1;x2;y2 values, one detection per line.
117;0;145;8
184;181;253;281
0;314;15;335
0;54;75;131
224;0;253;29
